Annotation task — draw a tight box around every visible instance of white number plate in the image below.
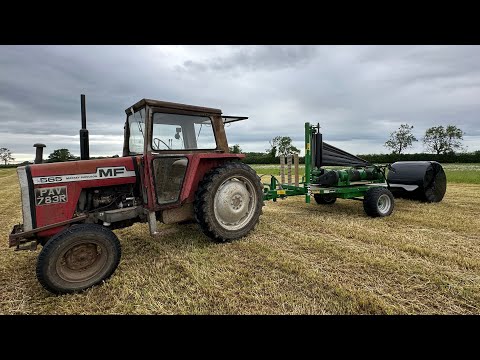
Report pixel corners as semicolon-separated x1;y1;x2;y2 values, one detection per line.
35;186;68;206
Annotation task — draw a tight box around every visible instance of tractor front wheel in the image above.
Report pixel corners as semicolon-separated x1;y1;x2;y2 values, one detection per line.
36;224;121;294
363;187;394;217
313;194;337;205
194;162;264;242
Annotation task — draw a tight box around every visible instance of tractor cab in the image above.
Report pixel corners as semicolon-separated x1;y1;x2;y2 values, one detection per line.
122;99;247;157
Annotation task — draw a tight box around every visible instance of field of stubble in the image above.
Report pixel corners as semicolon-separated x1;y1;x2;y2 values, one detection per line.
0;165;479;314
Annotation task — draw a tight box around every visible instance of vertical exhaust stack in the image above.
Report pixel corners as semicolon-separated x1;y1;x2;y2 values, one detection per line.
33;143;46;164
80;94;90;160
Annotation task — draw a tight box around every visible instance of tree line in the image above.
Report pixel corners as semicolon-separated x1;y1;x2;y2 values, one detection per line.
384;124;465;155
230;124;467;158
0;123;473;166
0;148;118;166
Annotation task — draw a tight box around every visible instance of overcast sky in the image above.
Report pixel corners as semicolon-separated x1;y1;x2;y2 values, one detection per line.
1;45;479;163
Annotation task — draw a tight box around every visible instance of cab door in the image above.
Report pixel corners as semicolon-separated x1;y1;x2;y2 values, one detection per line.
150;155;189;207
143;107;216;212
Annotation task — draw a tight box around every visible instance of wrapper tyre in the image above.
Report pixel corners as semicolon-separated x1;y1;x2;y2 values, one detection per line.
313;194;337;205
363;187;395;217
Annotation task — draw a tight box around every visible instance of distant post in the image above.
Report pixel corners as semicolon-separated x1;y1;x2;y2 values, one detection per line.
280;155;285;184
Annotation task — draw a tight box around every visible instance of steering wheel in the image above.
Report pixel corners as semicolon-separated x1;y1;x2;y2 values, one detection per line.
153;137;171;150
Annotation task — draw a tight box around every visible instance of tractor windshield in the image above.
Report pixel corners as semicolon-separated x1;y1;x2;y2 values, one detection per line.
151;112;216;151
128;108;146;155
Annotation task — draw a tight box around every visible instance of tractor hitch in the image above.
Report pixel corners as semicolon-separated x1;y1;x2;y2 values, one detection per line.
9;224;37;251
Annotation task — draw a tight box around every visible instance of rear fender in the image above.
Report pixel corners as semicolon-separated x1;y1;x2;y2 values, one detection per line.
180;154;245;204
144;153;245;211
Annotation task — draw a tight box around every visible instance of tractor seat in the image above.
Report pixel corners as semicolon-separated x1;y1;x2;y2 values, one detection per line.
172;158;188;168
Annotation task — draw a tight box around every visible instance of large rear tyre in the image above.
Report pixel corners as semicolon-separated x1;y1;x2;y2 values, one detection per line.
363;187;394;217
194;162;264;242
36;224;121;294
313;194;337;205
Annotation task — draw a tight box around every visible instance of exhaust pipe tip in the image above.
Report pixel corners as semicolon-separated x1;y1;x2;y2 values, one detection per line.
80;94;90;160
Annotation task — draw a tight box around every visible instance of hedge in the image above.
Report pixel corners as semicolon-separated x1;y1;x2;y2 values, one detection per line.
2;151;479;168
356;152;480;164
241;151;480;164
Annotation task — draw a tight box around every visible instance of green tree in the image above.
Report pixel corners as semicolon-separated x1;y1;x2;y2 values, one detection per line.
0;147;15;165
266;144;277;158
423;125;465;154
384;124;417;154
267;136;301;157
47;148;76;162
229;144;242;154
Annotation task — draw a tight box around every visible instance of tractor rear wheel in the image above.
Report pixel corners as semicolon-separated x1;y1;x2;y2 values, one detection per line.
36;224;121;294
363;187;394;217
194;162;264;242
313;194;337;205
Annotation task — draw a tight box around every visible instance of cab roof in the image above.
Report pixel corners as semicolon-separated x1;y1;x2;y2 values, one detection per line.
125;99;222;115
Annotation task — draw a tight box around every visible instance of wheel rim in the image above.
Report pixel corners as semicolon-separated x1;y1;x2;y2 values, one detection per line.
377;194;392;215
56;240;108;283
213;175;257;231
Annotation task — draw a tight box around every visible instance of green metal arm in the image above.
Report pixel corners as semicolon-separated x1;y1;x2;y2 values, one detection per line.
262;122;390;203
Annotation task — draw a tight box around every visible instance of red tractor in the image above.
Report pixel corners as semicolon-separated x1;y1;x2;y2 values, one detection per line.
9;96;264;294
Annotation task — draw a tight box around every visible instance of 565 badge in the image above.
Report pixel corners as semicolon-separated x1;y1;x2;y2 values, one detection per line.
35;186;67;206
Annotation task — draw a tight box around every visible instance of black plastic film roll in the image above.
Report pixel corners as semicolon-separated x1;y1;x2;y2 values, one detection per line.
387;161;447;202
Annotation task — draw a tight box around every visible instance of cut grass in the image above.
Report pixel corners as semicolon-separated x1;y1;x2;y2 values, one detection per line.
443;171;480;184
0;165;479;314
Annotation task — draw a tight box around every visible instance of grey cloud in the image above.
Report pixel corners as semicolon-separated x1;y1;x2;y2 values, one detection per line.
0;45;479;163
179;45;319;73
